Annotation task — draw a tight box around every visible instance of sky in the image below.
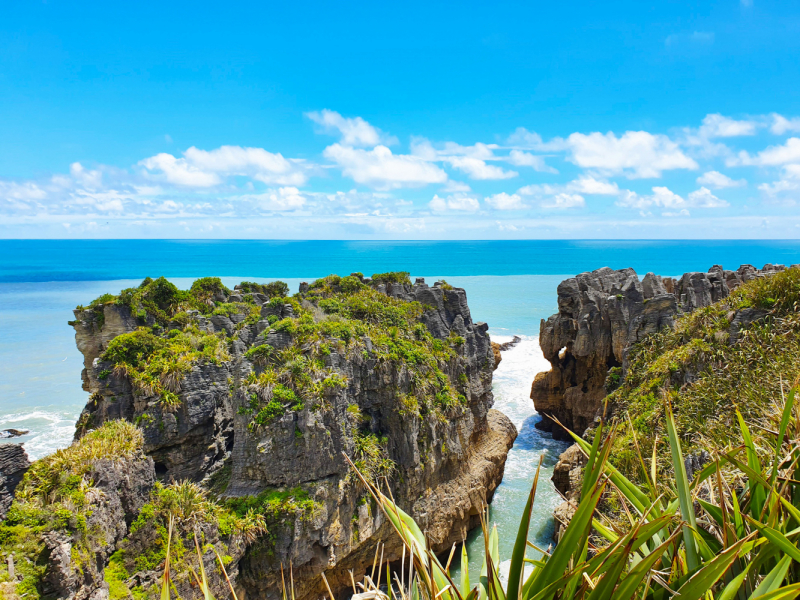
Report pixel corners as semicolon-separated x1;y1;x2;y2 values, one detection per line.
1;0;800;239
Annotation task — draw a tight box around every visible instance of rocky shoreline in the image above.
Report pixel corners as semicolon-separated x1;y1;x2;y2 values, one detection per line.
0;273;517;600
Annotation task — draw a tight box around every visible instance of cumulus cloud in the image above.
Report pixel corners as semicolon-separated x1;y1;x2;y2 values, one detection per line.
687;187;730;208
324;144;448;190
729;138;800;166
139;153;221;187
409;139;518;180
519;176;619;198
618;186;728;213
507;150;558;173
485;192;526;210
565;131;698;178
771;114;800;135
429;193;480;212
566;175;620;195
696;171;746;189
306;109;397;146
446;156;518;180
506;127;568;151
140;146;306;187
698;114;757;138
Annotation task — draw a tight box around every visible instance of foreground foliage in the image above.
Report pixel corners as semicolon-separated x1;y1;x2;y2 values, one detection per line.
344;383;800;600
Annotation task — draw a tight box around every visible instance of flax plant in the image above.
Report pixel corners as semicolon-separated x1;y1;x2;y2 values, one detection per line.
342;384;800;600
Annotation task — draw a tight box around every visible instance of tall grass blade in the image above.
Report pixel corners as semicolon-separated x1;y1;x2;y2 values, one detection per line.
665;401;699;572
506;455;542;600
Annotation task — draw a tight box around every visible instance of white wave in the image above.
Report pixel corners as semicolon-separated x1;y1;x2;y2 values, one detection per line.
0;409;78;460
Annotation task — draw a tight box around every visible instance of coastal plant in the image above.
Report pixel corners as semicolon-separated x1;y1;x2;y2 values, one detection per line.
347;384;800;600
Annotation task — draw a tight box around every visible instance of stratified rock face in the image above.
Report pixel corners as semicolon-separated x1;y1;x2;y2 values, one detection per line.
0;444;30;519
40;456;156;600
71;277;516;600
531;264;788;440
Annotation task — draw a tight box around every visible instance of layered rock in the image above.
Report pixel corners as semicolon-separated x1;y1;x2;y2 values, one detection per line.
531;263;790;440
0;444;29;519
67;275;515;600
40;456;155;600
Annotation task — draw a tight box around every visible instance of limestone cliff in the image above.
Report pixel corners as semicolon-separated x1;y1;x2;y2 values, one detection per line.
62;274;515;600
531;263;792;440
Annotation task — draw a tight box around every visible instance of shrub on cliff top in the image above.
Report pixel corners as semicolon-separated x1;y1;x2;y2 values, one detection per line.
370;271;411;285
0;421;145;600
17;420;143;505
238;280;289;298
102;326;229;406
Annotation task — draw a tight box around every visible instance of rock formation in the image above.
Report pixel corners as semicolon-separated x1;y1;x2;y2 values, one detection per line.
537;263;796;539
0;444;30;519
531;263;792;440
59;274;515;600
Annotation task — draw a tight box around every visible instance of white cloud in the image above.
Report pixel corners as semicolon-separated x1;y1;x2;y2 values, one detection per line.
758;164;800;197
446;156;518;180
324;144;448;190
410;139;518;180
0;181;48;203
618;186;728;212
566;131;698;178
238;186;307;211
542;193;585;209
698;114;757;138
139;153;221;187
687;187;730;208
770;114;800;135
507;150;558;173
506;128;568;151
429;194;480;212
519;177;619;196
728;138;800;166
485;192;526;210
696;171;746;189
69;163;103;189
306;109;396;146
139;146;306;187
566;175;620;195
183;146;306;185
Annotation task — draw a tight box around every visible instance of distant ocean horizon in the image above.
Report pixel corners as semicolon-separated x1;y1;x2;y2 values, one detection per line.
2;238;799;579
2;239;800;283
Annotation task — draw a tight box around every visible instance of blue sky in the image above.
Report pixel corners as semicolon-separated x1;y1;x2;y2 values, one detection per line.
2;1;800;239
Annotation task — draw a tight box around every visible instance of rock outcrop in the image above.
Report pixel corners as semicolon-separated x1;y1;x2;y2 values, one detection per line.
538;263;795;537
65;275;515;600
0;444;29;519
40;456;156;600
531;263;791;440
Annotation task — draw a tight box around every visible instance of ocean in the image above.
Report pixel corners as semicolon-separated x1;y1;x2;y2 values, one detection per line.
2;239;799;580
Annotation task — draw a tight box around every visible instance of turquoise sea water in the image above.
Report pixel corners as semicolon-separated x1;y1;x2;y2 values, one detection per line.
1;240;799;582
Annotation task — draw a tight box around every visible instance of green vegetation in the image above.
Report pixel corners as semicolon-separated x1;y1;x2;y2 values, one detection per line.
0;421;144;600
355;386;800;600
605;267;800;483
352;431;394;485
101;326;229;407
106;480;268;600
237;280;289;298
370;271;411;285
240;272;466;431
